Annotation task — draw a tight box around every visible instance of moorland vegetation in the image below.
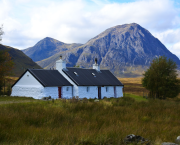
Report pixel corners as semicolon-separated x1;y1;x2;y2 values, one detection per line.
0;96;180;144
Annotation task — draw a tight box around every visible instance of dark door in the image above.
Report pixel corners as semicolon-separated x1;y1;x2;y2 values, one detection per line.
114;86;117;98
98;87;101;99
58;87;62;98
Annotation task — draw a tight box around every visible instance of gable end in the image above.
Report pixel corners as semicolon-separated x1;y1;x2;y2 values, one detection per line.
11;69;46;88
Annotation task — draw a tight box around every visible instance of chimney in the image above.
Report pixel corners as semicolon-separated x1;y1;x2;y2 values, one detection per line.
93;58;100;71
56;55;66;72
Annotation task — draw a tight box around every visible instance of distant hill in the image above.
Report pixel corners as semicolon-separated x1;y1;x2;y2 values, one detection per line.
23;37;83;62
0;44;41;76
22;23;180;77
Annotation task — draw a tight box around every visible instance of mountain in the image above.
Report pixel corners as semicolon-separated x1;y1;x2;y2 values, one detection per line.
0;44;41;76
23;23;180;77
23;37;83;62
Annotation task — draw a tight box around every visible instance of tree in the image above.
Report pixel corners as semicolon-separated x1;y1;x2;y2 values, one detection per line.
0;25;4;42
142;56;180;99
0;50;14;94
0;25;14;95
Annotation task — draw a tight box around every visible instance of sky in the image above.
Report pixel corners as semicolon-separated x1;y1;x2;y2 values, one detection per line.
0;0;180;58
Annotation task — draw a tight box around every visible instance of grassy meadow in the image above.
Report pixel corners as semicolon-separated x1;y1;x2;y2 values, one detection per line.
0;97;180;144
0;77;180;144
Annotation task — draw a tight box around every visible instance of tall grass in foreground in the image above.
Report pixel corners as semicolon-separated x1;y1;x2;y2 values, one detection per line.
0;97;180;145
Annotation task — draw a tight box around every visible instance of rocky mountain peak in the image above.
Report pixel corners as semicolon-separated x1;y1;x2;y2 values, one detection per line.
23;23;180;77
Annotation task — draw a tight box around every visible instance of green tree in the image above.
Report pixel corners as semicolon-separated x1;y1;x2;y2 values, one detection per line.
0;25;14;95
142;56;180;99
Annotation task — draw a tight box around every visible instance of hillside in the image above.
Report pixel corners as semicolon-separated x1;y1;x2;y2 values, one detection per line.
23;37;83;62
23;23;180;77
0;44;41;76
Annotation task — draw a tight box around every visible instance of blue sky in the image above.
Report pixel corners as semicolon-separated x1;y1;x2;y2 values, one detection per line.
0;0;180;58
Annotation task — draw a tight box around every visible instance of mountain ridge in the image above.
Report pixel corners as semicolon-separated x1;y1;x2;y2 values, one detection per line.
23;23;180;77
22;37;83;62
0;44;41;76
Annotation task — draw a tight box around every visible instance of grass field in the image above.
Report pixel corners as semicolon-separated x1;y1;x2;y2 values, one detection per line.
119;77;149;97
0;97;180;144
0;77;180;144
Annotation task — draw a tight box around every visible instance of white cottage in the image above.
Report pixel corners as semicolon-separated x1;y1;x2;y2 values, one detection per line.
56;57;124;99
11;57;124;99
11;69;73;99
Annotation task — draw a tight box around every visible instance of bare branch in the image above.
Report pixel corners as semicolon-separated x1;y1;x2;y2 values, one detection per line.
0;25;4;43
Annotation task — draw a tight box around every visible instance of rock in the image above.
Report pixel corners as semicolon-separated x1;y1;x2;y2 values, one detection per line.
175;136;180;144
94;99;99;102
124;134;150;144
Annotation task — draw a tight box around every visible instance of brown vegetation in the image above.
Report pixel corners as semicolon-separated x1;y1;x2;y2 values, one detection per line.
0;97;180;144
119;77;149;96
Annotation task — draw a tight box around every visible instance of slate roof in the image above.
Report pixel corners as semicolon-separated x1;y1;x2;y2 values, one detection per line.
63;68;123;86
12;69;72;88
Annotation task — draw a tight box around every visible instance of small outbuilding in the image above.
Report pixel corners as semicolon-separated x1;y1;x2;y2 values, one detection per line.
11;69;73;99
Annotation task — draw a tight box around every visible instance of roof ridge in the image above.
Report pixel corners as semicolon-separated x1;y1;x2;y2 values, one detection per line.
67;67;109;70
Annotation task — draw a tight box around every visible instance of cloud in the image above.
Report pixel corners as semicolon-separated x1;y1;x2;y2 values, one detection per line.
23;0;179;42
1;0;180;55
154;29;180;44
0;0;11;21
169;42;180;58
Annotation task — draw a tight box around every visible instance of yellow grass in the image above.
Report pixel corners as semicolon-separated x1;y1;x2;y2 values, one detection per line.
5;76;19;80
118;77;143;84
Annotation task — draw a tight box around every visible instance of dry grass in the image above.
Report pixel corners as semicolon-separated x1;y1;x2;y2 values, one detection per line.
119;77;180;98
0;97;180;144
118;77;143;84
118;77;149;96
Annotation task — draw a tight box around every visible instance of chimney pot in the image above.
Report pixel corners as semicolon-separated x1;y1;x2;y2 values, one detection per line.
95;58;97;64
93;58;100;71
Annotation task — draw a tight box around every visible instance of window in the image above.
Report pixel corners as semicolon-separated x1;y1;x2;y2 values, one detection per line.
106;87;108;92
87;87;89;92
74;72;78;76
92;73;96;77
66;87;69;91
27;75;29;77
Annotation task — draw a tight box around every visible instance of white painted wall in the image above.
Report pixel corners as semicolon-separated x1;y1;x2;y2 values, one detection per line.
11;86;44;99
44;87;58;99
101;86;114;98
44;86;72;99
76;86;98;99
116;86;123;98
11;86;73;99
15;71;43;87
11;71;44;99
61;86;73;99
101;86;123;98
